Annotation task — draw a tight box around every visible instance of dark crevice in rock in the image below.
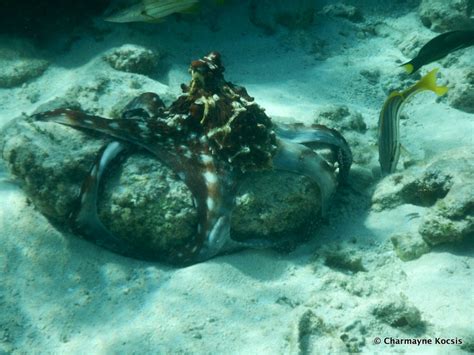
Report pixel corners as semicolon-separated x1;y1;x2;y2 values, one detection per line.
399;170;452;207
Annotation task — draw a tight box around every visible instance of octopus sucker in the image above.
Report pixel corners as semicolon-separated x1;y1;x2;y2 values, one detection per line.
32;52;352;265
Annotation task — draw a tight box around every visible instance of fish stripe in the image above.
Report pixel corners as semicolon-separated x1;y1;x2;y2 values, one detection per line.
378;93;403;175
378;68;448;175
141;0;198;20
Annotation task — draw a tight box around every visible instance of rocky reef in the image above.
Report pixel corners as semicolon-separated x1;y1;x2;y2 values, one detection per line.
0;52;347;265
419;0;474;32
448;68;474;114
103;44;161;76
373;147;474;260
0;37;49;88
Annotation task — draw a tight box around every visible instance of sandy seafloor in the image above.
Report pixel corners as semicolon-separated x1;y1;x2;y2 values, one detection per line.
0;1;473;354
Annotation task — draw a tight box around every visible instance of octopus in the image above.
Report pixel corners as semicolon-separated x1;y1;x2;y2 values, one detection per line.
34;51;352;265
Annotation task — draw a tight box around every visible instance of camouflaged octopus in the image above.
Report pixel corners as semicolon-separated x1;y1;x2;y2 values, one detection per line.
35;51;352;265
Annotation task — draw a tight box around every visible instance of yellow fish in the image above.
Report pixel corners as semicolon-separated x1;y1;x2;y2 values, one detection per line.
378;69;448;175
105;0;200;23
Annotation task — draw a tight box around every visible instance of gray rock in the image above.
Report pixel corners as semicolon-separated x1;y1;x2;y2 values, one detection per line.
314;105;367;134
0;118;103;222
419;212;472;245
419;186;474;245
98;153;198;254
419;0;474;32
399;168;453;207
0;116;325;259
373;147;474;247
372;166;453;211
418;150;474;245
0;37;49;88
103;44;161;75
372;295;423;328
391;233;431;261
448;68;474;113
323;247;367;273
232;171;321;241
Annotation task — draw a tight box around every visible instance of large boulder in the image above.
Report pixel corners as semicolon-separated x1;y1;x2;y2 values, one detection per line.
0;37;49;88
373;147;474;259
0;115;324;263
419;0;474;32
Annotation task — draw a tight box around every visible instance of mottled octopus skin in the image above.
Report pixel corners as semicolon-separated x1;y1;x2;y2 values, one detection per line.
34;51;352;265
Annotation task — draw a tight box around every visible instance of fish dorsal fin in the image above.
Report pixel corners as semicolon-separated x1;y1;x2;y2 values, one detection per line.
414;68;448;96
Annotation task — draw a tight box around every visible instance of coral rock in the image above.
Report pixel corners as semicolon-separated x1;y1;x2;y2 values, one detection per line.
419;0;474;32
391;233;431;261
0;37;49;88
372;295;423;328
448;68;474;114
103;44;161;75
0;116;323;258
373;147;474;248
231;171;321;241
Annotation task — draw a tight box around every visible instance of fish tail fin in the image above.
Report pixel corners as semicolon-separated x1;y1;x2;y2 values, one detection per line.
416;68;448;96
402;62;415;74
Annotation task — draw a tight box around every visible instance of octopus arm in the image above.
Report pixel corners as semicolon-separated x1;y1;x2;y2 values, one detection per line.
35;109;183;169
274;123;352;181
197;215;232;260
121;92;165;119
272;138;337;215
70;141;134;255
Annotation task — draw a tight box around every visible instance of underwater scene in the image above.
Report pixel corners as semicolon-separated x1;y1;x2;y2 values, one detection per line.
0;0;473;353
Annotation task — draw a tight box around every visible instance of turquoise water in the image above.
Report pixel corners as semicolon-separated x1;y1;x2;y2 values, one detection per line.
0;1;473;353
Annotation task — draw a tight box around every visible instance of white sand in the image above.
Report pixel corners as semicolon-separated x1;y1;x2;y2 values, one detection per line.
1;1;473;354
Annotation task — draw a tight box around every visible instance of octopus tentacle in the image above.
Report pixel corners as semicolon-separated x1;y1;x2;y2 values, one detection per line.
121;92;165;119
31;52;351;264
272;138;337;216
274;123;352;182
34;109;186;170
69;141;132;254
67;93;168;258
35;108;239;263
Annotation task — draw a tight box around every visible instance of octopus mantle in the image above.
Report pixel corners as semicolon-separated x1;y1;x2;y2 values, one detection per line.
32;51;352;265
